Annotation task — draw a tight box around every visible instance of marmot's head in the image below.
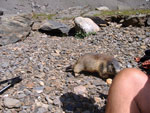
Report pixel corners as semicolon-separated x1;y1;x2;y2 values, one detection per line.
111;58;121;73
104;59;121;78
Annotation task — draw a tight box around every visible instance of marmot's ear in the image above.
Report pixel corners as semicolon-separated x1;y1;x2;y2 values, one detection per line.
111;59;120;73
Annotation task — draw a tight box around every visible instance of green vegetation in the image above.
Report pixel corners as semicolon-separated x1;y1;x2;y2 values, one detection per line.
75;31;96;39
32;13;56;20
94;9;150;17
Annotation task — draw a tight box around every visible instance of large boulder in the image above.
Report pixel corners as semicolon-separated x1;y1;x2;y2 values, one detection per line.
122;15;147;27
39;20;70;36
74;17;100;34
0;14;32;46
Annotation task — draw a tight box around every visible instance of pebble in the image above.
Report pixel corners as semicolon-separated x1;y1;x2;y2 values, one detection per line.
34;87;44;93
3;97;21;108
106;78;112;85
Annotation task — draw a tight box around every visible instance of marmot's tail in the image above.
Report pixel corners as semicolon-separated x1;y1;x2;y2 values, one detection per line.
65;65;73;72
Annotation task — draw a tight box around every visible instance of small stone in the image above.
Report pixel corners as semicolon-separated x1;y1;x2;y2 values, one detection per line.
1;61;9;68
39;81;45;86
34;87;44;93
3;97;22;108
35;73;45;79
45;96;53;104
53;97;61;106
74;85;87;95
127;62;132;68
106;78;112;85
32;22;41;31
94;97;101;103
140;45;147;49
36;107;47;113
17;93;26;99
96;6;110;11
35;100;49;108
26;82;35;88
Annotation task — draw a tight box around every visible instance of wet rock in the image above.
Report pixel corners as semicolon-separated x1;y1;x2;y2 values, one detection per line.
3;97;22;108
74;17;100;34
96;6;110;11
39;20;70;36
0;14;32;46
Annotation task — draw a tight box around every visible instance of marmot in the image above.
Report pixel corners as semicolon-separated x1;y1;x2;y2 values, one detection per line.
66;53;120;79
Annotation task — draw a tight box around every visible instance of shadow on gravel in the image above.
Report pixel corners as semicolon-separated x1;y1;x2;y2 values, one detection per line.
60;92;106;113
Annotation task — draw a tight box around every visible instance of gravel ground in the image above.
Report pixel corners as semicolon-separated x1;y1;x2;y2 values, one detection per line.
0;23;150;112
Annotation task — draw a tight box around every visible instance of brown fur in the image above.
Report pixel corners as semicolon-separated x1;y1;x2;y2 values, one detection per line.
72;53;120;78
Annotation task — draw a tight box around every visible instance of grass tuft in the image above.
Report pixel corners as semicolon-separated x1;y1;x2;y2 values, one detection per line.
94;9;150;17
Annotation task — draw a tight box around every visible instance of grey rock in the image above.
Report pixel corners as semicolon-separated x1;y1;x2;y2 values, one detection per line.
19;110;28;113
3;97;21;108
39;20;70;36
36;107;47;113
88;16;108;27
53;96;61;106
1;61;9;68
32;21;41;31
0;14;32;46
45;96;53;104
122;15;146;27
33;86;44;93
74;17;100;34
74;85;87;95
146;16;150;26
3;110;12;113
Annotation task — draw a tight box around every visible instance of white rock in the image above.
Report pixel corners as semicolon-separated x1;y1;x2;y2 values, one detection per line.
96;6;110;11
3;97;21;108
74;17;100;34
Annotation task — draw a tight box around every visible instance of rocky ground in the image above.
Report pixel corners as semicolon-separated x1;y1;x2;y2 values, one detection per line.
0;8;150;113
